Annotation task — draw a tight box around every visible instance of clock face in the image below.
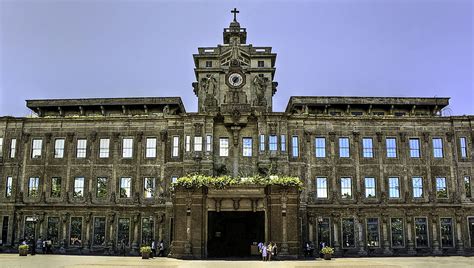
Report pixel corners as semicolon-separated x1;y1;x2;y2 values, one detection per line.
228;73;244;88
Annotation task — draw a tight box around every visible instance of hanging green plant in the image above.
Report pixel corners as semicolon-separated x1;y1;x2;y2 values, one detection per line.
171;174;303;191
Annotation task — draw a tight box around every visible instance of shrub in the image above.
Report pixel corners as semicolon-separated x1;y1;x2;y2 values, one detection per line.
140;246;152;253
320;246;334;255
18;244;29;250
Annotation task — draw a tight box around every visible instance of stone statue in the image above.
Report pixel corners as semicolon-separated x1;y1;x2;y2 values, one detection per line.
252;75;266;105
163;105;170;115
202;74;217;95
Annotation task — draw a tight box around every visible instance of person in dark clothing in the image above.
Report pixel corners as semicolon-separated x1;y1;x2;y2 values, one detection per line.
158;240;165;257
30;239;36;255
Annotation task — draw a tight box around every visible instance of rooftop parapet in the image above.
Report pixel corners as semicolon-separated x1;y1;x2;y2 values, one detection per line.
26;97;186;117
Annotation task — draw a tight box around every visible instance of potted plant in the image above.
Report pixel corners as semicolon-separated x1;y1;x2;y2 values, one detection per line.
320;246;334;260
140;246;152;259
18;244;29;256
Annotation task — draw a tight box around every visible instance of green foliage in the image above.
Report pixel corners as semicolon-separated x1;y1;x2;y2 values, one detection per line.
140;246;152;253
18;244;29;250
320;246;334;255
172;174;303;191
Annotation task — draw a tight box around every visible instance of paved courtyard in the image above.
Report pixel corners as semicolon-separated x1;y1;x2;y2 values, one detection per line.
0;255;473;268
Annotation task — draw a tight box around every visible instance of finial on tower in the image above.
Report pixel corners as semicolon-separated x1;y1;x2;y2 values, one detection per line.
231;8;239;22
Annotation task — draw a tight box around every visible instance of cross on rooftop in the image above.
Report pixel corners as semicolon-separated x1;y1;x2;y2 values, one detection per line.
231;8;239;22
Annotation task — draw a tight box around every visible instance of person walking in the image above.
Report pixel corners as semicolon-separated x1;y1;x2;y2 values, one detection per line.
158;240;165;257
151;240;157;258
267;243;273;261
272;242;278;260
261;243;268;261
42;239;46;254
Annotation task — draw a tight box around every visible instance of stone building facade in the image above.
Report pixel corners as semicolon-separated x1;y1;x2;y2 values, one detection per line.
0;12;473;258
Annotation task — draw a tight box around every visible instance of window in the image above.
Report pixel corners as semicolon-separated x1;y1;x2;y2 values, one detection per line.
366;218;380;247
70;217;82;246
74;177;84;197
0;137;3;156
412;177;423;198
194;136;203;152
47;217;60;245
117;218;130;247
432;138;443;158
243;138;252;157
362;138;373;158
141;218;154;245
415;217;429;248
171;176;178;184
99;138;110;158
388;177;400;198
10;138;16;158
51;177;61;198
269;135;277;151
409;138;420;158
391;218;405;247
122;138;133;158
339;137;350;158
340;177;352;199
205;60;212;68
145;138;157;158
120;177;131;198
93;217;106;246
440;218;454;248
316;177;327;198
185;136;191;152
318;218;331;246
259;135;265;152
315;137;326;158
365;177;376;198
291;136;299;157
172;136;179;157
54;139;65;158
5;176;12;197
258;60;264;67
465;176;472;198
342;218;355;248
280;135;286;152
28;177;39;197
206;135;212;152
219;138;229;157
386;138;397;158
31;139;42;158
144;177;155;198
460;137;467;158
76;139;87;158
96;177;108;198
436;177;448;198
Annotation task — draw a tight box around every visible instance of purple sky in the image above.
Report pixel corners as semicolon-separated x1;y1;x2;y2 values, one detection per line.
0;0;472;116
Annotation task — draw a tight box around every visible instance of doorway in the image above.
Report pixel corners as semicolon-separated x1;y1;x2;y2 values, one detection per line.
207;211;264;258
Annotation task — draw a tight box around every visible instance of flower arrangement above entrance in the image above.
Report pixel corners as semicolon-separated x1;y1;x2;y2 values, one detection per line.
172;174;303;191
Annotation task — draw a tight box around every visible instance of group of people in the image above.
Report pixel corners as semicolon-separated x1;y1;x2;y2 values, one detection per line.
20;237;53;255
257;242;277;261
151;240;165;257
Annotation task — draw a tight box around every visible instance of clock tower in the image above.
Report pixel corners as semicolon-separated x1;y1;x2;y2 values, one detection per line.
192;9;278;114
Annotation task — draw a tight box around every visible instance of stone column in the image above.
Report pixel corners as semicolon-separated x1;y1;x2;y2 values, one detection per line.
83;213;91;254
37;213;45;252
308;216;314;244
331;213;341;256
431;213;442;255
131;213;140;255
184;197;192;255
356;213;367;256
381;214;392;255
59;212;69;253
15;211;23;247
406;213;416;255
455;211;465;255
280;192;289;255
107;213;116;255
